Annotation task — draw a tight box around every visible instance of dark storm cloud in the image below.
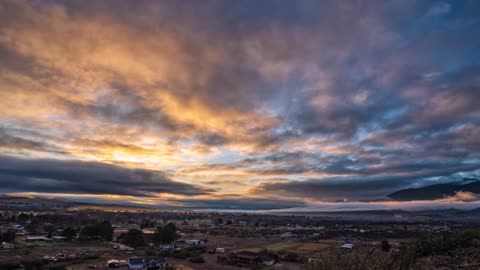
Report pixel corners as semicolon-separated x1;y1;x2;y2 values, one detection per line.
0;126;64;154
0;0;479;207
0;155;211;196
255;166;480;201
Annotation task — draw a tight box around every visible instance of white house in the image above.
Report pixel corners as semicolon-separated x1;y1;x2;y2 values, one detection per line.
128;257;144;270
127;257;168;270
1;242;14;249
119;245;135;251
341;243;353;250
185;239;204;246
159;243;174;250
25;235;52;241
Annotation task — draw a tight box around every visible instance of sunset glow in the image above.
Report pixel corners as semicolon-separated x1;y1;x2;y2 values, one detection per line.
0;0;479;211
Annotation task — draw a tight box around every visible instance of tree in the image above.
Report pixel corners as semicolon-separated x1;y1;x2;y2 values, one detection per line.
79;221;113;241
123;229;145;247
17;213;29;223
154;222;177;244
381;240;391;252
0;230;15;242
62;227;77;240
141;219;155;229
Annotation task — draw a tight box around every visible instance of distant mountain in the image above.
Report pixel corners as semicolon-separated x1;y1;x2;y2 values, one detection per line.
388;178;480;201
0;194;74;205
0;194;149;211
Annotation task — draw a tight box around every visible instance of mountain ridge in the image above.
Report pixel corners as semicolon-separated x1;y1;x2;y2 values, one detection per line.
387;178;480;201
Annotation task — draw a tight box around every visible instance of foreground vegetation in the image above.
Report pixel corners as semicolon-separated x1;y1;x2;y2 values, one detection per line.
305;229;480;270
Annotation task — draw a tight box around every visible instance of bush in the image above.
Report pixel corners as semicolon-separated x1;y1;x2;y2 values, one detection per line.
189;256;205;263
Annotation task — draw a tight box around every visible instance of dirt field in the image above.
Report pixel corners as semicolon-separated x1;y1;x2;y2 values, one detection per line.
1;237;311;270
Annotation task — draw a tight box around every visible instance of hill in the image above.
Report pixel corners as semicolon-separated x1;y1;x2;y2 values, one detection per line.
388;178;480;201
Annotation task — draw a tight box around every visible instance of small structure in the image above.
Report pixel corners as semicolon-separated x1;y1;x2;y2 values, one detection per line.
120;245;135;251
159;243;174;250
280;232;294;238
107;259;120;268
12;225;24;231
1;242;14;249
128;257;168;270
51;236;67;241
128;257;144;270
341;243;353;250
185;239;204;246
25;235;52;241
234;251;259;265
215;247;225;253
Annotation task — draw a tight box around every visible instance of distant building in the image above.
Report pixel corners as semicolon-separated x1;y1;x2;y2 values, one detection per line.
25;235;52;241
107;259;120;268
128;257;168;270
119;245;135;251
341;243;353;250
1;242;14;249
185;239;204;246
281;232;294;238
159;243;174;250
229;251;275;266
51;236;67;241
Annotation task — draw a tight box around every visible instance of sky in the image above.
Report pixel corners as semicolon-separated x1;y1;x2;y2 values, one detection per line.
0;0;479;211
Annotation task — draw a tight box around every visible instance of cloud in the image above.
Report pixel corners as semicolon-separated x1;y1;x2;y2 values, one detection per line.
440;191;479;202
254;168;480;201
268;199;480;213
0;155;211;197
0;0;479;208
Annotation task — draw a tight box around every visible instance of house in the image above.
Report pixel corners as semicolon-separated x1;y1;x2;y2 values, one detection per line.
280;232;294;238
51;236;67;241
25;235;52;241
159;243;174;250
128;257;168;270
185;239;204;246
128;257;144;270
262;256;275;266
1;242;14;249
120;245;135;251
107;259;120;268
341;243;353;250
215;247;225;253
144;257;167;269
13;225;24;231
232;251;260;265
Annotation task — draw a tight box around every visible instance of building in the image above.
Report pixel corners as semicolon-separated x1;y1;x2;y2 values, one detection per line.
107;259;120;268
120;245;135;251
128;257;168;270
128;257;144;270
341;243;353;250
25;235;52;241
185;239;204;246
159;243;174;250
233;251;259;265
1;242;15;249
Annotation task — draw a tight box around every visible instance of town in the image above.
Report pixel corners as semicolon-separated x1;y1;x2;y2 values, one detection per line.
1;201;479;270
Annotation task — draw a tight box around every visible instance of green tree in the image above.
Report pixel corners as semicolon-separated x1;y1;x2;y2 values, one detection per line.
62;227;77;240
154;222;177;244
123;229;146;247
79;221;113;241
381;240;391;252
